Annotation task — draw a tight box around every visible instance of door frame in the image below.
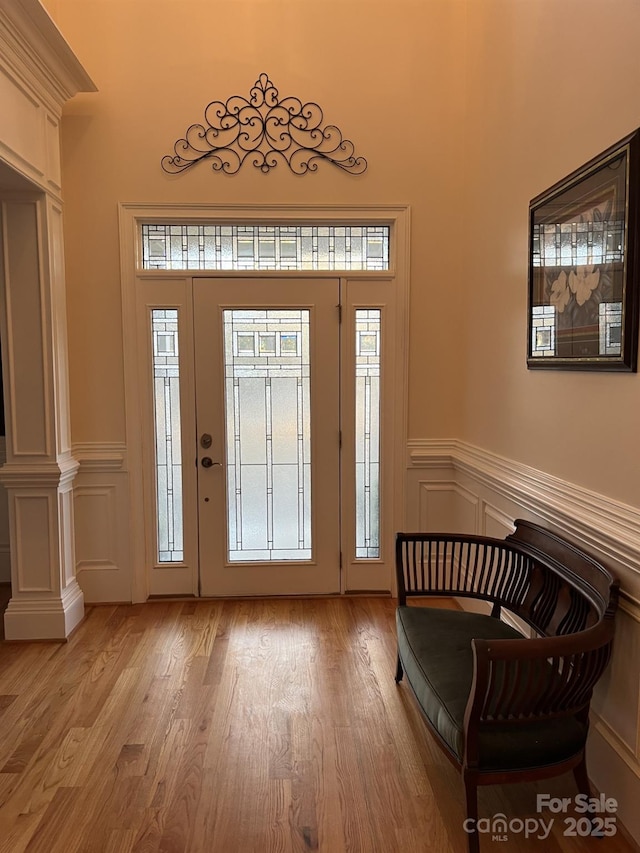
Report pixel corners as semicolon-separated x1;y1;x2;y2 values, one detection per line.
119;203;410;601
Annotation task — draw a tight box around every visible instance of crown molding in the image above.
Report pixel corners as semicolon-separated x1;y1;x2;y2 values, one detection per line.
0;0;96;109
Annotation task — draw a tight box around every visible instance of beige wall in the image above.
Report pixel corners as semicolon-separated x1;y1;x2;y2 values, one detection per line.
45;0;468;444
53;0;640;509
462;0;640;507
44;0;640;537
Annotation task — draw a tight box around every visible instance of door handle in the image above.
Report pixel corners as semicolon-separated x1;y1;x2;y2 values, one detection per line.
200;457;221;468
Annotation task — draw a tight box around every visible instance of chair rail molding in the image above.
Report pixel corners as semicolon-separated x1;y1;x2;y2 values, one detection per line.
407;438;640;606
72;441;127;473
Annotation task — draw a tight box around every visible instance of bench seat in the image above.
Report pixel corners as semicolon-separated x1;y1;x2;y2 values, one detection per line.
397;605;587;773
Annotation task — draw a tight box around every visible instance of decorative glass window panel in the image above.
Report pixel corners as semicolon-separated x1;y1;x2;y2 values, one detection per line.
599;302;622;355
532;220;625;268
151;310;184;562
355;309;381;559
141;224;390;271
223;309;312;561
530;305;556;357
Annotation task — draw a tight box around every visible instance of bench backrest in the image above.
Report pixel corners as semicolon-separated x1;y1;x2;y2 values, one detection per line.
396;520;619;639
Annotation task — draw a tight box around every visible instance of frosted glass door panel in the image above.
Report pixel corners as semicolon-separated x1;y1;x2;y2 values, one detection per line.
223;310;312;561
355;309;380;558
151;309;184;562
194;277;340;597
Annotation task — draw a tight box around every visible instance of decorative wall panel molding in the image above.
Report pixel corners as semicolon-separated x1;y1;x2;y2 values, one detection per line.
72;443;131;602
0;438;8;583
408;438;640;604
161;72;367;176
415;480;479;532
482;503;515;539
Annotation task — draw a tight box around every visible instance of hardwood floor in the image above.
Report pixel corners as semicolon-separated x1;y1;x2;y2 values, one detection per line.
0;597;636;852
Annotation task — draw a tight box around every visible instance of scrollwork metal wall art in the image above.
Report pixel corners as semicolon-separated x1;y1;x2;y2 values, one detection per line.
161;73;367;176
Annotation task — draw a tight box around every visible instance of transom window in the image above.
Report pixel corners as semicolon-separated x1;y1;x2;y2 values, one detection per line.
141;223;390;271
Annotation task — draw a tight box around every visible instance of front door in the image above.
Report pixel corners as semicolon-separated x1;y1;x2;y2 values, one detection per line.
193;278;341;596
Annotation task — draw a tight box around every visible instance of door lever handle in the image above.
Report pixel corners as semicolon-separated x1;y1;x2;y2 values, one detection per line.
201;457;222;468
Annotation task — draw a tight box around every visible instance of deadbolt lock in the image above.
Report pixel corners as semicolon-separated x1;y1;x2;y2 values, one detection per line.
200;433;213;449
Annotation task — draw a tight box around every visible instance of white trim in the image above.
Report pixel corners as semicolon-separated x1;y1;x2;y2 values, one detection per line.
591;714;640;781
0;456;79;488
408;438;640;601
72;441;127;472
73;474;131;603
120;203;410;601
0;0;96;107
0;0;95;196
0;4;92;641
3;578;84;640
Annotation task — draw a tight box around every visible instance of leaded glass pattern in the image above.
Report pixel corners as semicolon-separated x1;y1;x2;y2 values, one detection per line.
355;310;380;559
532;220;624;268
599;302;623;354
141;224;389;271
151;310;184;562
531;302;623;357
530;305;556;357
224;310;312;561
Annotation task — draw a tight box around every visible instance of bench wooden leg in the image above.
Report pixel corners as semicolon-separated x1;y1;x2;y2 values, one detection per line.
463;772;480;853
395;655;403;683
573;753;602;836
573;753;591;799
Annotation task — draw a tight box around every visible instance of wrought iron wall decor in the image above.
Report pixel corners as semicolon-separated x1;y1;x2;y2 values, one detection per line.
161;73;367;176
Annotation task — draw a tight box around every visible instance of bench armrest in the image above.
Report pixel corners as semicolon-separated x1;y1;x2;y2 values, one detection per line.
463;623;614;769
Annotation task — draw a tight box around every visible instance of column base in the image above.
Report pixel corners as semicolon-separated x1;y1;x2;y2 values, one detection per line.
3;580;85;640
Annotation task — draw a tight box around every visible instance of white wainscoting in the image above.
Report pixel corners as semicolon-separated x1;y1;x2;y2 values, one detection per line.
0;437;9;583
406;438;640;845
73;442;131;603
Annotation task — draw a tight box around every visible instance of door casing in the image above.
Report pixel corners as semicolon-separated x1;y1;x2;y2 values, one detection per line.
120;204;410;601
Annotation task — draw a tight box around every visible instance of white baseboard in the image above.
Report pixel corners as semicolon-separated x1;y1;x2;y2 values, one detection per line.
3;580;85;640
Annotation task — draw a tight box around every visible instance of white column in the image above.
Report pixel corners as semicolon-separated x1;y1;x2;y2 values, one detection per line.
0;194;83;640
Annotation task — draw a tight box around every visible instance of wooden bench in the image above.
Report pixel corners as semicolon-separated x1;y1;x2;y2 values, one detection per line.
395;520;619;853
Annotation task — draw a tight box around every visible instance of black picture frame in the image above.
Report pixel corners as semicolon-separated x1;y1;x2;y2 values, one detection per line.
527;130;640;371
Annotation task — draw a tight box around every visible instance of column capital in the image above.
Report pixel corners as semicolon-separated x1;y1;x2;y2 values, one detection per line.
0;455;79;489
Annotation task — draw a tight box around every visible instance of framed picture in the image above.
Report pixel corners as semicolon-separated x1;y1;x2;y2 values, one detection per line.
528;129;640;371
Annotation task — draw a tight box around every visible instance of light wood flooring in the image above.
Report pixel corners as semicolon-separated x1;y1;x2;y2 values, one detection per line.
0;596;637;853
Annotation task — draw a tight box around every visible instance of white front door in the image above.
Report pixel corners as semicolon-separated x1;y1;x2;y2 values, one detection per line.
193;278;341;596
